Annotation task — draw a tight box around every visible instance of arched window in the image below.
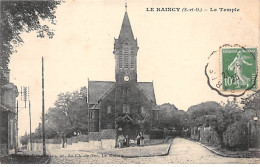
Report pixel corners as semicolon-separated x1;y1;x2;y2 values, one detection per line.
119;51;123;68
123;44;129;69
123;87;129;94
89;110;95;119
107;106;111;114
131;51;134;69
90;111;92;119
130;58;134;69
124;51;129;68
141;106;145;114
127;105;130;113
10;120;13;145
123;104;127;113
123;104;130;113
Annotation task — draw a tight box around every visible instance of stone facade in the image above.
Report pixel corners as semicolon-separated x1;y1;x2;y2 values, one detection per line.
0;69;18;156
88;7;160;141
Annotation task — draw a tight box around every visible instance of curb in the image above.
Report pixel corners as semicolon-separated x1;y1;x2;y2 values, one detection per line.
44;155;51;164
104;138;173;158
165;137;173;156
200;144;260;158
189;139;259;158
186;138;228;157
196;142;228;157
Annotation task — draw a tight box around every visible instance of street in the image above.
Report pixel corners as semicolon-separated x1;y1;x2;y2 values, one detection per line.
49;137;260;164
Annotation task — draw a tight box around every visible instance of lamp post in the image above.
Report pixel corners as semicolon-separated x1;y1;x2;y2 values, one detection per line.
15;100;18;154
247;122;250;150
253;116;258;148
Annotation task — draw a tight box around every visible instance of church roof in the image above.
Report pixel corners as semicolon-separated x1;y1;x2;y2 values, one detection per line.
88;81;115;104
118;12;135;41
137;82;157;103
88;80;157;106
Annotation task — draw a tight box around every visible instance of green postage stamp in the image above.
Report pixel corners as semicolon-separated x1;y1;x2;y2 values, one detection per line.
221;48;258;91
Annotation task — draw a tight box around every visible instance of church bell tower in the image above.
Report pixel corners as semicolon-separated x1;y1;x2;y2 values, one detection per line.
113;3;139;83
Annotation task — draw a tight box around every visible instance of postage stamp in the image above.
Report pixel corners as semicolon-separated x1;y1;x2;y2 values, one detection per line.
221;48;257;91
205;44;259;97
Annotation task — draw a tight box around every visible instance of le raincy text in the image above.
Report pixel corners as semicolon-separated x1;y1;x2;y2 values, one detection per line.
146;8;240;13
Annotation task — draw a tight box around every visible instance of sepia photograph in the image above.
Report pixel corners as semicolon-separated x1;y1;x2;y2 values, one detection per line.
0;0;259;164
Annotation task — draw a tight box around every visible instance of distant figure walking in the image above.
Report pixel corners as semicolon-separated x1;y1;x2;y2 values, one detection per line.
125;135;129;147
136;134;140;146
118;135;124;148
140;134;145;146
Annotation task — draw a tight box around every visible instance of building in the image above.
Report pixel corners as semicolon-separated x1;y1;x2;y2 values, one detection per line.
0;69;18;155
88;5;160;140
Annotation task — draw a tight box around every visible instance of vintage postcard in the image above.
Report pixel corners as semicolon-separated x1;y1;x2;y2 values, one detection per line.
0;0;259;164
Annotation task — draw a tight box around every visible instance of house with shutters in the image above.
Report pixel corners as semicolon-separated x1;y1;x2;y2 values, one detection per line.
87;4;160;140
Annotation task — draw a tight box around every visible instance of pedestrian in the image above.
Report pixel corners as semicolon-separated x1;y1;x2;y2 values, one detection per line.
125;135;129;147
118;135;124;148
140;133;145;146
123;135;126;147
136;134;140;146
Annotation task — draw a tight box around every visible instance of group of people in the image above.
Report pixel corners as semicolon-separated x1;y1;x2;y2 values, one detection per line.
117;132;145;148
117;135;129;148
136;133;145;146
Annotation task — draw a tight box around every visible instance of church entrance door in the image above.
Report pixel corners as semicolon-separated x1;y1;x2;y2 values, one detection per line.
115;114;140;140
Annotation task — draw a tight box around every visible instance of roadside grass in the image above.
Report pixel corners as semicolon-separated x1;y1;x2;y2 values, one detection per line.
0;154;50;164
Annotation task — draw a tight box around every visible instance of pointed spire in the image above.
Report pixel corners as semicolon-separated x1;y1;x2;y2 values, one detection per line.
118;3;134;41
125;0;127;13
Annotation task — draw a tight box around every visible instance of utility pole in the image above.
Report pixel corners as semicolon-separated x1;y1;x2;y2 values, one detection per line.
42;57;46;156
29;101;32;151
14;85;29;154
15;100;18;154
15;88;27;154
87;78;89;133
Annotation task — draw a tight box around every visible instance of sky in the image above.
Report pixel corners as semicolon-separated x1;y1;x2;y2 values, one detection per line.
8;0;259;136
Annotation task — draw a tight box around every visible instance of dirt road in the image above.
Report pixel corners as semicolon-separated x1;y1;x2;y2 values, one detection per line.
49;137;260;164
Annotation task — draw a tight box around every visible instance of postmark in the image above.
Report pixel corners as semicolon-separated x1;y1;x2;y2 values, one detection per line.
205;44;259;97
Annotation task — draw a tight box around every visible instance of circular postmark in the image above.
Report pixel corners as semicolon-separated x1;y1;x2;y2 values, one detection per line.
205;44;258;97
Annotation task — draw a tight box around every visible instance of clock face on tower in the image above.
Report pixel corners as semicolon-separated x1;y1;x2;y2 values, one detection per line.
124;75;130;82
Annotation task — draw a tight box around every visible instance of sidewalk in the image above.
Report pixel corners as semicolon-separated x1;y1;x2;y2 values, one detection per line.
190;139;260;158
86;138;173;158
20;138;173;159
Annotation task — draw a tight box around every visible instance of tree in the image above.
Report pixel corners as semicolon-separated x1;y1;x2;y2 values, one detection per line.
187;99;256;149
45;87;88;147
159;103;178;128
240;90;260;148
223;121;248;150
159;103;189;134
0;0;61;70
20;132;29;145
27;87;88;147
241;90;260;112
187;101;223;128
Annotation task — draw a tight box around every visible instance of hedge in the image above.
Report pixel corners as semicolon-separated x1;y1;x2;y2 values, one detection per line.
223;121;248;150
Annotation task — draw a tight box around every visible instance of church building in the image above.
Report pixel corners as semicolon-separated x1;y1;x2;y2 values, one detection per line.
88;5;160;140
